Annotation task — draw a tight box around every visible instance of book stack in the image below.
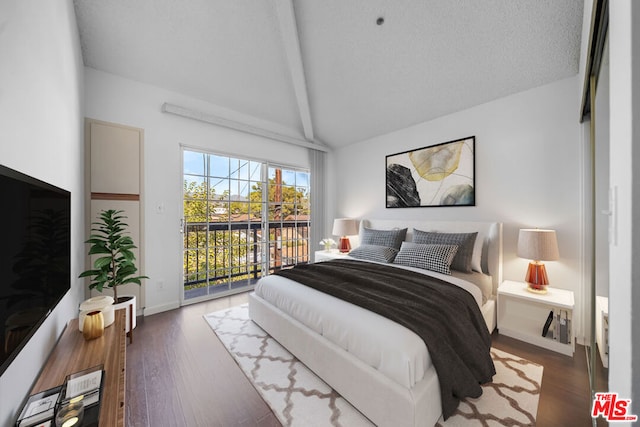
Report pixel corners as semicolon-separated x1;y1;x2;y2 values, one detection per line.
15;365;104;427
541;309;571;344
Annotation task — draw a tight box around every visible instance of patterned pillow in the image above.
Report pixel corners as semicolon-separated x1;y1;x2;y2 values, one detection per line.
393;242;459;275
412;229;477;273
360;227;407;250
349;244;399;263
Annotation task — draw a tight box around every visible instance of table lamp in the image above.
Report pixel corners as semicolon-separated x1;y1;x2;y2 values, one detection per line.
517;228;559;294
332;218;357;253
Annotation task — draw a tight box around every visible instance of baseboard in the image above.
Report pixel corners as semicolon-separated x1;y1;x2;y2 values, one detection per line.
143;301;180;316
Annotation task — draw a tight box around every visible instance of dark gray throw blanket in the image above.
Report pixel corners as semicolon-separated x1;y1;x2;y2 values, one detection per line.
274;259;495;420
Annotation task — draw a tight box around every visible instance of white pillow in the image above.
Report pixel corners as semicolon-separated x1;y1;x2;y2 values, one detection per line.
471;229;486;273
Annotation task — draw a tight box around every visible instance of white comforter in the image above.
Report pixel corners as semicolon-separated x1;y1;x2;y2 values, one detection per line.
253;259;485;389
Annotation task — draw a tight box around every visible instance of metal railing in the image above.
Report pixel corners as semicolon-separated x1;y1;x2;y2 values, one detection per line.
183;220;309;298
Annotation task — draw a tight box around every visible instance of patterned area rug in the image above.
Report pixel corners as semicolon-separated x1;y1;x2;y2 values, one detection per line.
204;304;543;427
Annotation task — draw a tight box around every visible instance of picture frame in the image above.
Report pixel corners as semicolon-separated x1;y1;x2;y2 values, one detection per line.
386;136;475;208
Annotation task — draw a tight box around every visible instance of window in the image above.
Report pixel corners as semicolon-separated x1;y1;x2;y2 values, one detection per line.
182;149;310;301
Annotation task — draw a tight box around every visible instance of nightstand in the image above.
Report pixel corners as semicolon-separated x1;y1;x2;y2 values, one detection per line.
314;250;351;263
497;280;575;356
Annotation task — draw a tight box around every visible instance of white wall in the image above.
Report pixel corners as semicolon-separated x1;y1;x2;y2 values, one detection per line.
0;1;84;425
84;68;311;315
632;1;640;406
330;76;585;336
608;0;640;413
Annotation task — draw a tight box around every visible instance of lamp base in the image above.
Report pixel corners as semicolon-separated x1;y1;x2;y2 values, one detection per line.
526;283;548;294
524;261;549;294
338;236;351;253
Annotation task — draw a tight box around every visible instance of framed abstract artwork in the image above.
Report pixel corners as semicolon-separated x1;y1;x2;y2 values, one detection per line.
386;136;475;208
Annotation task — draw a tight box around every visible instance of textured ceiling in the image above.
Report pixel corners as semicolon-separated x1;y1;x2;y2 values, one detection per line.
74;0;584;148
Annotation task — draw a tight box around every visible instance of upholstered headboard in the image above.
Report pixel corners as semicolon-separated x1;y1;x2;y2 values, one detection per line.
356;219;503;295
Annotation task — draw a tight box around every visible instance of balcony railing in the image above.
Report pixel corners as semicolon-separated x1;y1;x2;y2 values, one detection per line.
183;220;309;299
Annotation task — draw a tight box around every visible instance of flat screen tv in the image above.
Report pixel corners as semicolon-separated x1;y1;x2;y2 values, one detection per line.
0;164;70;376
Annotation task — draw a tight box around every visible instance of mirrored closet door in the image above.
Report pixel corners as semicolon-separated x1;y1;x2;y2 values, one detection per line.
580;0;609;405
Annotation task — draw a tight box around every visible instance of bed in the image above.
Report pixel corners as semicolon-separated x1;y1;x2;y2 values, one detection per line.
248;219;503;427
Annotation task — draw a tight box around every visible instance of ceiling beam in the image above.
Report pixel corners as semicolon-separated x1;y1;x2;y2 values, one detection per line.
273;0;315;141
161;103;329;152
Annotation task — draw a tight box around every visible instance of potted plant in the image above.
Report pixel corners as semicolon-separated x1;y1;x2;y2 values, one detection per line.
79;209;148;339
319;238;336;252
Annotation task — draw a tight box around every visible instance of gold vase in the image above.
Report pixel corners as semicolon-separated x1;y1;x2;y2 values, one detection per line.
82;310;104;340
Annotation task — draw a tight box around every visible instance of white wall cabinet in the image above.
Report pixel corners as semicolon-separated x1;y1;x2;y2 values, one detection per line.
84;119;145;314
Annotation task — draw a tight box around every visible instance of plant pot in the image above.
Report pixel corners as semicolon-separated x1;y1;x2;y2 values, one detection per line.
113;295;136;334
79;296;114;331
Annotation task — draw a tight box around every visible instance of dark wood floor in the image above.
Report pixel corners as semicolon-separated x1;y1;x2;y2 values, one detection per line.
491;333;604;427
126;293;604;426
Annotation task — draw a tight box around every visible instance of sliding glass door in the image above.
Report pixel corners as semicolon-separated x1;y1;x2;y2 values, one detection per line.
182;149;310;302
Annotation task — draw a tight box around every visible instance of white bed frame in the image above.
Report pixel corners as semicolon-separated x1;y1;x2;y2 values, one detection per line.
249;220;503;427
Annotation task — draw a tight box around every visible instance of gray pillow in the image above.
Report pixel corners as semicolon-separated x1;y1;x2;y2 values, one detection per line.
349;245;399;263
393;242;459;275
360;227;407;250
412;229;477;273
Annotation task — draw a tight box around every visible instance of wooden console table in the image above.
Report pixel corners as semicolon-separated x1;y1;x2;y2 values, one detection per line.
30;309;126;426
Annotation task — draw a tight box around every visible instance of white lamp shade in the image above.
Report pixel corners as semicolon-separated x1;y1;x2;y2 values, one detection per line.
332;218;357;237
517;229;560;261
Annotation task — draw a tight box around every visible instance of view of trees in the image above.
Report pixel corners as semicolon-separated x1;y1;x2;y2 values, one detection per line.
183;177;310;223
183;165;310;295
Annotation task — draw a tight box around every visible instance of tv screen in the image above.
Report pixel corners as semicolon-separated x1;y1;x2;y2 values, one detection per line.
0;164;70;376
